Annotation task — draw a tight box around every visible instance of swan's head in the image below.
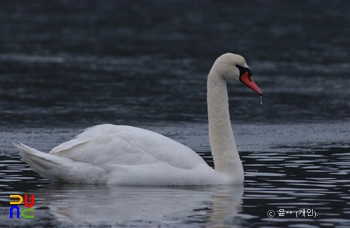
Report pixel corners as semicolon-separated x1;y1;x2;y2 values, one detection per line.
212;53;262;95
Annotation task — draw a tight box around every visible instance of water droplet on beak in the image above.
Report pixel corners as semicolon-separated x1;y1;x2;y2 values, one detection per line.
260;95;263;105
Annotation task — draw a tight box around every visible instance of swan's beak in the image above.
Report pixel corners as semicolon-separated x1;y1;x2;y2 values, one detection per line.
239;72;262;95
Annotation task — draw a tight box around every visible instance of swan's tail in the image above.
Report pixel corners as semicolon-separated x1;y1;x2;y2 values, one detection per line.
13;142;64;181
13;142;107;184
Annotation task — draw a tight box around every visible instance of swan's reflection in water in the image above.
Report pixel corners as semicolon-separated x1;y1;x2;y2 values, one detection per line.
34;184;243;226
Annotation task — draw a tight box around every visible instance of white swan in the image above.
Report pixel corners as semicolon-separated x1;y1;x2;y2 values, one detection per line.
14;53;262;185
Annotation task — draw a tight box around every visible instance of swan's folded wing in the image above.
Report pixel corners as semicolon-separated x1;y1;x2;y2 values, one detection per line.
48;124;160;166
50;138;89;154
49;125;100;154
48;124;207;170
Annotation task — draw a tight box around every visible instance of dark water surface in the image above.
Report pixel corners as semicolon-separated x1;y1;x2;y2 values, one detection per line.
0;1;349;227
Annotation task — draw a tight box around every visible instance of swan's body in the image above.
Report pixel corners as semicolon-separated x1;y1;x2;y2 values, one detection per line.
16;125;235;185
15;53;262;185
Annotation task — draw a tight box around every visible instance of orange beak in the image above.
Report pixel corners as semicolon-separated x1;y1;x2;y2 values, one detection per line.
239;72;262;95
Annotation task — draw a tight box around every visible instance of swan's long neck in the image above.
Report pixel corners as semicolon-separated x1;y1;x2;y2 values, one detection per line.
207;68;243;175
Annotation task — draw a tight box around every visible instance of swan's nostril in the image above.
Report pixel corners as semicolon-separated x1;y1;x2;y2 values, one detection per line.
248;75;252;82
